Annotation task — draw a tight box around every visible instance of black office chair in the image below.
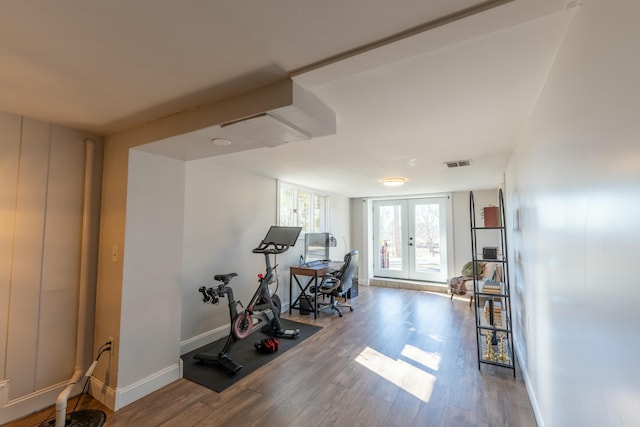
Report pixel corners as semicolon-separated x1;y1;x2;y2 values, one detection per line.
316;250;358;317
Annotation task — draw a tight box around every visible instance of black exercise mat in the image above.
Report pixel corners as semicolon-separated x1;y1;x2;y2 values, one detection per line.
181;318;322;392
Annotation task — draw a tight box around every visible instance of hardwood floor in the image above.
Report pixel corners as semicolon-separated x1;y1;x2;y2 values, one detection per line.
7;286;537;427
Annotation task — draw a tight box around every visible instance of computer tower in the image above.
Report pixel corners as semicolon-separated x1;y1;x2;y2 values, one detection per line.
347;275;358;298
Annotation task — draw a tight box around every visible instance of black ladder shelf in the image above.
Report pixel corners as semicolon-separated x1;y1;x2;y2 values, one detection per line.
469;189;516;377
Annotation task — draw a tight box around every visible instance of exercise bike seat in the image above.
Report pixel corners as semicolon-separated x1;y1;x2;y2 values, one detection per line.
214;273;238;283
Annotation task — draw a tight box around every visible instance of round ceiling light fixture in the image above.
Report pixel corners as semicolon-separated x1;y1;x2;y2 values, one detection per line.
381;177;407;187
211;138;232;147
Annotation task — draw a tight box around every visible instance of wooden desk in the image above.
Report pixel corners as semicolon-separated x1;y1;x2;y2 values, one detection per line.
290;261;343;319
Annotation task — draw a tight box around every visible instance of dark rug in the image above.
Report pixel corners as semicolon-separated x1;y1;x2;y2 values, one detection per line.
45;410;106;426
181;318;322;392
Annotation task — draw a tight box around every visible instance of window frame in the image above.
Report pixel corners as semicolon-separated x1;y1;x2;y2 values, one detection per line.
277;180;330;235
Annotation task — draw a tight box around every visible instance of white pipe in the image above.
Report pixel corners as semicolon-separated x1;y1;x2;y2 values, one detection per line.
55;369;82;427
55;361;98;426
55;139;96;427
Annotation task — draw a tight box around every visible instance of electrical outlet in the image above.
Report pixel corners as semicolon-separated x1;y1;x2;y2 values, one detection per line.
108;336;114;355
0;379;10;408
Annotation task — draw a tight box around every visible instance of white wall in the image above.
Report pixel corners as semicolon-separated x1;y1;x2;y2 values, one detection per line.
0;113;103;423
506;1;640;426
115;150;184;408
328;195;351;260
350;198;368;283
180;153;350;352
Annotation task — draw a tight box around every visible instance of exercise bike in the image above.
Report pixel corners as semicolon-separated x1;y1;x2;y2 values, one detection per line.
195;226;302;374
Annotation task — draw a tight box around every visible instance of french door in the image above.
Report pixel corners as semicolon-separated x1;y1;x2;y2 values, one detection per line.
373;197;448;282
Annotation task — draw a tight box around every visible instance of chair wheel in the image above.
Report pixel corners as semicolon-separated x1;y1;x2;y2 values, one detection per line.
338;312;343;317
349;307;354;312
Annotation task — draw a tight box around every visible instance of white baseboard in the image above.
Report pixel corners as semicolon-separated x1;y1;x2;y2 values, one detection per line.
514;339;545;427
90;363;180;411
88;375;117;410
180;324;229;355
0;379;84;425
369;277;447;293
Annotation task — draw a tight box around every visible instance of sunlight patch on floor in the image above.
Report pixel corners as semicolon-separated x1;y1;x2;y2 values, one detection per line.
355;346;436;402
400;344;441;372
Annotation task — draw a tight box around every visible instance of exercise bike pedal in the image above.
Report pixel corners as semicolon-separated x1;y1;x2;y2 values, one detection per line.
277;328;300;339
218;354;243;374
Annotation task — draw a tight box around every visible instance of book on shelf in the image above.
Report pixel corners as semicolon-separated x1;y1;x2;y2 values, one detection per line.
484;300;502;318
484;300;502;309
482;280;502;294
483;282;501;288
486;312;502;317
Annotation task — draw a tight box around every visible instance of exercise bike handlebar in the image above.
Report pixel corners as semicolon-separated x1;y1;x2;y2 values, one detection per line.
252;241;291;255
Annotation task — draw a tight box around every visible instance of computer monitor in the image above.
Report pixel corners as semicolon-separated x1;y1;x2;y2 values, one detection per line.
262;226;302;246
304;232;330;262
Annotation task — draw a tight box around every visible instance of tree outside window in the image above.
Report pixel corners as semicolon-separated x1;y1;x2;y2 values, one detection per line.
278;182;328;233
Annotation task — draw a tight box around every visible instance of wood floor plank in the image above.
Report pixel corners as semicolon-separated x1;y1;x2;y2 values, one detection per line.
413;403;448;427
5;286;537;427
156;401;214;427
384;389;422;427
444;405;478;427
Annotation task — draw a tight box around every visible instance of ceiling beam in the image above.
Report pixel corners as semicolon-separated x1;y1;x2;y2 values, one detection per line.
290;0;514;77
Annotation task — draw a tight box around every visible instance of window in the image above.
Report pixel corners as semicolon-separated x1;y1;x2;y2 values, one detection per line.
278;181;329;234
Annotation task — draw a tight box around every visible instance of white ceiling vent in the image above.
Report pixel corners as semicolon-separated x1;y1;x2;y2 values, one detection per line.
445;160;471;168
220;113;310;148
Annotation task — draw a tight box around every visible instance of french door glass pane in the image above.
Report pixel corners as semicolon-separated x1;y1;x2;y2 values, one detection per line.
413;202;441;275
377;204;403;271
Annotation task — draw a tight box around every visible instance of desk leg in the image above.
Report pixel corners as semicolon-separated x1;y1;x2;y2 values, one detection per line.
289;271;293;315
290;274;316;317
313;272;318;319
